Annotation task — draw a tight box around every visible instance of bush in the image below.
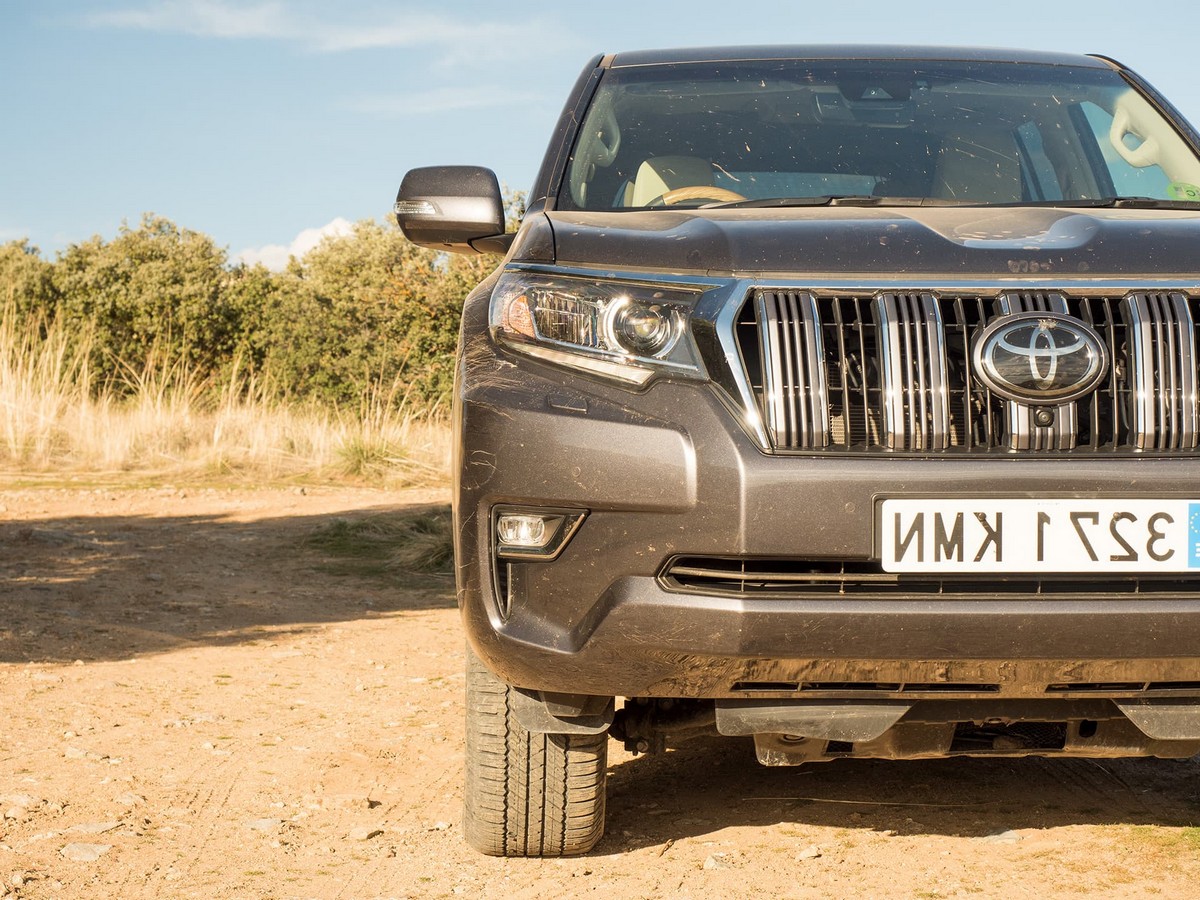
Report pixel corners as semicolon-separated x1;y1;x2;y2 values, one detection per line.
0;208;510;415
51;215;234;383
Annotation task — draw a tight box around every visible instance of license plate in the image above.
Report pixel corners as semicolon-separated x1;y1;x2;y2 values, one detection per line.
881;499;1200;573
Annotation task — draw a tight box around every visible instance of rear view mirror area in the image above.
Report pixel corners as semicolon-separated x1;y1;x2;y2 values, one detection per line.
394;165;507;254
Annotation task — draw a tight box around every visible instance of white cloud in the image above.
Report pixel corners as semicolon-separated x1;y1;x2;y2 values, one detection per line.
85;1;530;60
235;217;353;271
351;86;542;117
87;0;289;40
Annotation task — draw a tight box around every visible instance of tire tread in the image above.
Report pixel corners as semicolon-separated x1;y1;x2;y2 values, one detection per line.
463;650;606;856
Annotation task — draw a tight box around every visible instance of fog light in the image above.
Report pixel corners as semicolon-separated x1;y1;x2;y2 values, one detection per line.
494;508;586;560
497;514;554;548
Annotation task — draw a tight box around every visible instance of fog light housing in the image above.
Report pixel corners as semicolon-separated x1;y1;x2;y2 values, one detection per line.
494;507;586;560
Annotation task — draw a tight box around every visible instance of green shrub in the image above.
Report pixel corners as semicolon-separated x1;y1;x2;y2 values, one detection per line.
0;206;513;416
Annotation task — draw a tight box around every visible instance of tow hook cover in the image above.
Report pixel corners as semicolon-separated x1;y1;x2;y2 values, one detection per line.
1115;700;1200;741
715;700;912;742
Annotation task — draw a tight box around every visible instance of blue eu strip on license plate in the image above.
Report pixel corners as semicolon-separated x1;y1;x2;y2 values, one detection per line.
1190;503;1200;569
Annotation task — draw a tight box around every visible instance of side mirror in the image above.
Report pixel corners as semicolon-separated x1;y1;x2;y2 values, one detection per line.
393;166;509;254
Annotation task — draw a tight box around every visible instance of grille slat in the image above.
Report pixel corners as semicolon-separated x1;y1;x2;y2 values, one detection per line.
757;291;829;449
872;292;950;450
1121;292;1199;451
738;289;1200;454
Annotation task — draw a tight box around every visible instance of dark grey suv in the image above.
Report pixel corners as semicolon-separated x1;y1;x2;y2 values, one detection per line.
394;45;1200;857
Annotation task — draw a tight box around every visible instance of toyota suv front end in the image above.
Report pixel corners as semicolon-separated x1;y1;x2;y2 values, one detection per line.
394;46;1200;856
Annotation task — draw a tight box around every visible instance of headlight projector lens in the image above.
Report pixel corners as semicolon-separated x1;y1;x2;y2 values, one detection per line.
608;301;678;356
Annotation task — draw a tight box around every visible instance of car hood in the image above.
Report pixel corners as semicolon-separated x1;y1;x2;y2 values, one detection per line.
543;207;1200;279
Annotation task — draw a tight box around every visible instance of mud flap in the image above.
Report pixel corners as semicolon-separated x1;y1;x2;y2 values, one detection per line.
510;687;614;734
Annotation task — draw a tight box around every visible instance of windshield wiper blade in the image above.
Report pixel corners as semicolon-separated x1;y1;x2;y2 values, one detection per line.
1103;196;1200;209
702;195;978;209
699;195;843;209
994;197;1200;210
698;195;1200;211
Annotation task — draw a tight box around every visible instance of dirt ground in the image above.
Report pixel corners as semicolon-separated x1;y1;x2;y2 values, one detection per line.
3;486;1200;899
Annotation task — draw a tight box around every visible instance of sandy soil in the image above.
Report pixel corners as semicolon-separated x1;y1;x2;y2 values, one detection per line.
3;486;1200;899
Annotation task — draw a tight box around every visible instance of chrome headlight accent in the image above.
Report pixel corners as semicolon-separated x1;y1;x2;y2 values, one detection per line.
489;272;705;385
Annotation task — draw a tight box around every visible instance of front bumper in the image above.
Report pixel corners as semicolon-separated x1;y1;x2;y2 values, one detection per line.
456;332;1200;700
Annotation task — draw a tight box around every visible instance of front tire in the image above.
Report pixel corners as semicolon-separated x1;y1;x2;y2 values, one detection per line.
463;649;607;856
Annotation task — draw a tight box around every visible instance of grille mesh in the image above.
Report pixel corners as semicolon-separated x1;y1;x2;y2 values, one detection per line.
735;289;1198;454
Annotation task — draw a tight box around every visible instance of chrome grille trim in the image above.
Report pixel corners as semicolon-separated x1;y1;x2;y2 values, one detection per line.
872;292;949;450
996;291;1077;451
733;286;1200;455
662;556;1200;597
757;291;828;449
1122;292;1199;451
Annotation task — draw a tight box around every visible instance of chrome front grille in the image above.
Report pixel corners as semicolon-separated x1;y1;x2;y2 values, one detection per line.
734;288;1200;454
872;292;949;450
1122;292;1199;450
757;291;828;449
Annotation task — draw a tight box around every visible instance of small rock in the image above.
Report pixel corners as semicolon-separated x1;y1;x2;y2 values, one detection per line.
73;659;84;667
347;827;384;841
60;843;111;862
980;829;1023;844
4;808;24;821
797;844;823;860
247;818;281;833
116;792;145;807
63;747;87;759
146;574;164;583
431;821;452;831
703;853;729;870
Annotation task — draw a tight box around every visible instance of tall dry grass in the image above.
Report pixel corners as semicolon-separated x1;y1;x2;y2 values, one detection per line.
0;313;450;484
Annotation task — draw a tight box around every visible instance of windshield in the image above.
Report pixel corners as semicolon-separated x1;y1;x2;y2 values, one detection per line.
561;59;1200;210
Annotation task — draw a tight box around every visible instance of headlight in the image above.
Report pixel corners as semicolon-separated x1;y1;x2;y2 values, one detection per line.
489;272;704;385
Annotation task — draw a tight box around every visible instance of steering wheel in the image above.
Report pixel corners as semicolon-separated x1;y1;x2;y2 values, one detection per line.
654;185;747;206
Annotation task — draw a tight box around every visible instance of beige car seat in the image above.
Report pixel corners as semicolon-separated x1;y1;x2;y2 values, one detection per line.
628;156;715;206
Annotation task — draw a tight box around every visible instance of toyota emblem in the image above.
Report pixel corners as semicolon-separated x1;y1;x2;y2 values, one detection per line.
972;312;1108;404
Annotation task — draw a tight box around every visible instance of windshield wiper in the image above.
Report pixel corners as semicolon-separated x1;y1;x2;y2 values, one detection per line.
697;195;1200;211
992;197;1200;210
702;195;979;209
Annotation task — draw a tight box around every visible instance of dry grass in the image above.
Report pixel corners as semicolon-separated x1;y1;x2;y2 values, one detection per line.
307;505;453;577
0;313;450;486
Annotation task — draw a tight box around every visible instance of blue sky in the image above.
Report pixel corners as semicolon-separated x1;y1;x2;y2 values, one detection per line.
3;1;1199;266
